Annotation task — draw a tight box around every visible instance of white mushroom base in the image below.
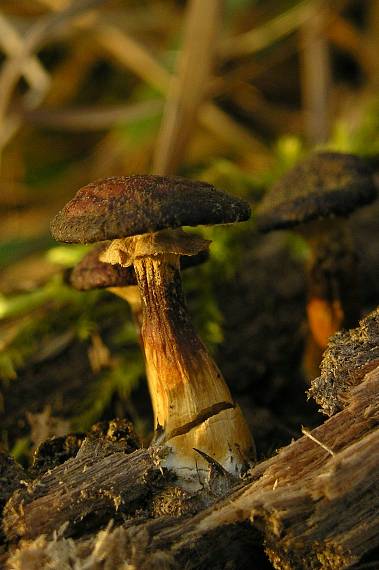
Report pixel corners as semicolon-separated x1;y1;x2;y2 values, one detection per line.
163;406;254;489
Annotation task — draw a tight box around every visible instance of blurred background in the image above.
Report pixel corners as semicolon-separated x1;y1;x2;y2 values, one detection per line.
0;0;378;463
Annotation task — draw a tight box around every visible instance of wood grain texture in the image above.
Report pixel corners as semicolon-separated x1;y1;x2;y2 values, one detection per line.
4;367;379;569
3;443;167;541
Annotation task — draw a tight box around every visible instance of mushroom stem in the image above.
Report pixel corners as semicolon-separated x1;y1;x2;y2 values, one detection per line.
100;230;254;481
302;221;360;349
134;255;231;427
108;285;143;331
132;253;254;479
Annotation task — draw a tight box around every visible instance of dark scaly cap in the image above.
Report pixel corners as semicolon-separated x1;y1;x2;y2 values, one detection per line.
51;175;251;244
69;244;209;291
256;152;377;232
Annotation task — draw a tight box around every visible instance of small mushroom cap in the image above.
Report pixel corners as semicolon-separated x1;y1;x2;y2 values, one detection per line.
181;248;209;270
51;175;251;244
69;243;209;291
256;152;377;232
69;244;136;290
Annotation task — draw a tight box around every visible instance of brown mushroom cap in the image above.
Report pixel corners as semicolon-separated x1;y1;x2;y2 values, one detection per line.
256;152;377;232
68;244;136;291
51;175;251;244
69;243;209;291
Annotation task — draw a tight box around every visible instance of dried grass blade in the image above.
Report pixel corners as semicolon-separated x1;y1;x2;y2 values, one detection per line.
0;14;50;95
93;23;266;154
152;0;223;175
299;0;331;144
221;0;314;59
95;25;170;93
25;101;163;131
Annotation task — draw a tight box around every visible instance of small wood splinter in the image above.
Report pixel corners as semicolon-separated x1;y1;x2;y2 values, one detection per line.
301;426;335;456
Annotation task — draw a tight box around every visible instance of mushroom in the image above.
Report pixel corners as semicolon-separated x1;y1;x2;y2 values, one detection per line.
256;152;377;376
51;175;255;483
68;243;209;332
68;243;209;362
68;243;142;335
68;243;136;294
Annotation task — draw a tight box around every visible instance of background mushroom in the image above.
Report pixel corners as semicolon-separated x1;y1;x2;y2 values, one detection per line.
256;151;377;378
68;243;209;332
51;174;255;484
69;243;142;335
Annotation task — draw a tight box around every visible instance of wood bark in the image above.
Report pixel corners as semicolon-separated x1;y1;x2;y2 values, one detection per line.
3;367;379;569
3;442;167;541
148;366;379;569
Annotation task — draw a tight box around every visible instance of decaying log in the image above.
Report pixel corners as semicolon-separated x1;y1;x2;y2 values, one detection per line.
6;518;267;570
3;418;146;540
309;307;379;415
3;441;168;541
4;367;379;569
140;366;378;569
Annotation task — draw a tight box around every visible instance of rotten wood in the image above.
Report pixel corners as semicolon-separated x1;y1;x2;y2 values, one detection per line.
143;366;379;569
3;440;167;541
3;366;379;568
309;307;379;416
